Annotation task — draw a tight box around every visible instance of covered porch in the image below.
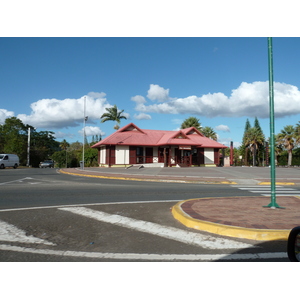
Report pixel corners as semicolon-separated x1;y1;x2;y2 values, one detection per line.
99;145;221;167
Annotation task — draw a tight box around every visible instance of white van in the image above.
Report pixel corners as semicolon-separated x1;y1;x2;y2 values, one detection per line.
0;154;20;169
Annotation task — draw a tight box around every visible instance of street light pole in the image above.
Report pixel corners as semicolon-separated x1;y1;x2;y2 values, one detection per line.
264;37;284;209
27;127;31;167
82;96;86;170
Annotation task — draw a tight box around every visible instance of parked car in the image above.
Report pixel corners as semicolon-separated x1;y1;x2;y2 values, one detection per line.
287;226;300;261
39;160;54;168
0;154;19;169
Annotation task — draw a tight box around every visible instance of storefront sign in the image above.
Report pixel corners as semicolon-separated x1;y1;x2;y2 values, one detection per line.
179;146;191;150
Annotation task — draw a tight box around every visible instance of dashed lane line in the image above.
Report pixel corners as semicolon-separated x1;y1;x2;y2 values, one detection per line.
59;206;254;250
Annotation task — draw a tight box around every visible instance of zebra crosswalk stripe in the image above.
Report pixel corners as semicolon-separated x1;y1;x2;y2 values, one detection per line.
59;206;253;250
232;185;300;196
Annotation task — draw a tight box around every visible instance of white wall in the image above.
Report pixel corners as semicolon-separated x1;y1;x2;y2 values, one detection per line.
204;148;214;164
171;146;176;164
116;145;129;164
100;146;106;164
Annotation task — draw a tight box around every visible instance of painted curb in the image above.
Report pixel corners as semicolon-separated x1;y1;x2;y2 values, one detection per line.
58;169;236;184
171;199;290;241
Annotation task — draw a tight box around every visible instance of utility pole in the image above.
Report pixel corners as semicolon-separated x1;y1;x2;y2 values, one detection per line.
27;127;31;167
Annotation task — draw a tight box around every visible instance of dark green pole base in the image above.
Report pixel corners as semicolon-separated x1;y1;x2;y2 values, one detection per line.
263;203;285;209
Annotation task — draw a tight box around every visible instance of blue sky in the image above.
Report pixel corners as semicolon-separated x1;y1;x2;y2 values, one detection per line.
1;35;300;148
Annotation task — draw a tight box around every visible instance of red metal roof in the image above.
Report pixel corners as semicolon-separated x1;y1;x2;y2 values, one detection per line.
91;123;227;149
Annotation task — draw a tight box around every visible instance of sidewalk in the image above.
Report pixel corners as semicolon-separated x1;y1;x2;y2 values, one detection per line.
172;196;299;241
59;167;300;240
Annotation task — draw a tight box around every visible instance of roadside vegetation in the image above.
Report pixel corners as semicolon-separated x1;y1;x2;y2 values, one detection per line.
233;118;300;167
0;117;99;168
1;115;300;168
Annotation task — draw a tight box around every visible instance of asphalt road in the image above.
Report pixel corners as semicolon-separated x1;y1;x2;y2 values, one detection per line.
0;167;256;209
0;168;293;261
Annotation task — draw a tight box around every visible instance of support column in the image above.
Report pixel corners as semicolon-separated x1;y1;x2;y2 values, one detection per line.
230;141;233;166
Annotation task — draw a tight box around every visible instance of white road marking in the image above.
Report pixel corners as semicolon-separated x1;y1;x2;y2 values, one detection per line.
234;185;300;196
59;206;254;250
261;194;300;197
0;199;181;213
0;244;287;261
0;177;33;185
238;187;295;190
0;220;55;245
251;190;299;193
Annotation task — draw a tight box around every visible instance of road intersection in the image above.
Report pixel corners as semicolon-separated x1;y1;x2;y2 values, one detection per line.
1;166;299;261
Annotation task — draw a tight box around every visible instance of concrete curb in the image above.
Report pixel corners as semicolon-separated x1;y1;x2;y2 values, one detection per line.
171;199;290;241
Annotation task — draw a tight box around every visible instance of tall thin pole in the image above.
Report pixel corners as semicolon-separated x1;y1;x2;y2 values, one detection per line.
82;96;86;170
264;37;283;209
27;127;31;167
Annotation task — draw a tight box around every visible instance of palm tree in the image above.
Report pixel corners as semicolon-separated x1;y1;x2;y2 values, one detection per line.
180;117;202;131
244;127;264;166
295;121;300;144
277;125;296;166
201;126;217;141
274;135;284;166
59;139;70;168
100;104;127;130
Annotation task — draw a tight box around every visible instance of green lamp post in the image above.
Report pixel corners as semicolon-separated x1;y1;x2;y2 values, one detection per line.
264;37;284;209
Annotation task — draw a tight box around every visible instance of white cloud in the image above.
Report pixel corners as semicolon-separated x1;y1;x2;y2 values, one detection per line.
122;112;131;120
17;93;112;129
79;126;105;137
133;81;300;118
0;109;14;124
215;124;230;132
131;95;146;104
133;113;152;120
147;84;170;102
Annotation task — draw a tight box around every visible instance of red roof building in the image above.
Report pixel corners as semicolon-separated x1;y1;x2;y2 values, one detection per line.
91;123;227;167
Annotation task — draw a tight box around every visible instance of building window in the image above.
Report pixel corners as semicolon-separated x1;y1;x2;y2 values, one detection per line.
136;147;143;156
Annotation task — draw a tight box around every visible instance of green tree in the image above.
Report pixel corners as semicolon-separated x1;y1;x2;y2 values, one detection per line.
295;121;300;144
100;104;127;130
277;125;296;166
180;117;202;131
84;147;98;167
241;119;252;166
201;126;217;141
274;135;284;165
244;127;265;166
51;151;67;168
59;139;70;168
0;117;28;163
30;130;60;167
0;117;60;167
68;141;82;151
253;117;265;165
